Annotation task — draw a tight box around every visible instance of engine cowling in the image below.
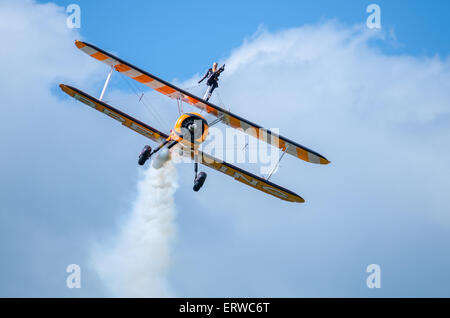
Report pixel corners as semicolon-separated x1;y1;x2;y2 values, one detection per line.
172;112;209;145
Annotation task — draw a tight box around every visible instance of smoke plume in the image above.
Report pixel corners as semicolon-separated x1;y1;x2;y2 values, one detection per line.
91;162;178;297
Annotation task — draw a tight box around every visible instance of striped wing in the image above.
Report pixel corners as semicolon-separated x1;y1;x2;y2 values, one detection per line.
59;84;169;143
181;148;304;203
75;40;330;165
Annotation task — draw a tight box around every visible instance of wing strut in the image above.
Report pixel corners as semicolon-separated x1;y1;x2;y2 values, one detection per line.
267;145;290;181
176;97;184;116
99;66;114;101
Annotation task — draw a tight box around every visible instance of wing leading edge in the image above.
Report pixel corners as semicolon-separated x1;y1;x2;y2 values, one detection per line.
74;40;330;166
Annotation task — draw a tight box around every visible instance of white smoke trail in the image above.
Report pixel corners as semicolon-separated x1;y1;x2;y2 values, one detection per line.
91;162;178;297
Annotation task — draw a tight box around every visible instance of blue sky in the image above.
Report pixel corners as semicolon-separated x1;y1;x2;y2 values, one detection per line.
53;0;450;79
0;0;449;297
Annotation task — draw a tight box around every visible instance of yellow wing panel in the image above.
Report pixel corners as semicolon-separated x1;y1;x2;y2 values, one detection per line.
74;40;330;166
180;147;304;203
59;84;169;143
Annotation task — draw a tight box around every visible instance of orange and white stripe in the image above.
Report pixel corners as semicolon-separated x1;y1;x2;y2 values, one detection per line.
75;40;330;165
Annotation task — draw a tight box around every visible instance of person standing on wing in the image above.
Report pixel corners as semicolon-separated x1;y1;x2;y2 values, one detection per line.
198;62;225;102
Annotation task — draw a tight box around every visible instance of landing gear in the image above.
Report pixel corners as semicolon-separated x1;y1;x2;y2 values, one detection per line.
138;145;152;166
138;138;178;168
193;161;207;192
193;172;207;192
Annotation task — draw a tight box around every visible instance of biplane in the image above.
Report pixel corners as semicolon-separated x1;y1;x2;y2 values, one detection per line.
59;40;329;203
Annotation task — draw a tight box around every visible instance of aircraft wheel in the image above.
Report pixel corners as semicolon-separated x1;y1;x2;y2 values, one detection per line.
193;172;207;192
138;145;152;166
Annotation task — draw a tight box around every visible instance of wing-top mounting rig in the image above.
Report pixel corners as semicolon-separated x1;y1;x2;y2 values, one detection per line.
59;40;330;203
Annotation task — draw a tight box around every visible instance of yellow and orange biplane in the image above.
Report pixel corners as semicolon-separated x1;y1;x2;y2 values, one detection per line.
60;40;329;203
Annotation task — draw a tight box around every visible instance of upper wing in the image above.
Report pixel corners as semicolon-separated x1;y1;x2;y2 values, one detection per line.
75;40;330;165
59;84;169;143
181;147;304;203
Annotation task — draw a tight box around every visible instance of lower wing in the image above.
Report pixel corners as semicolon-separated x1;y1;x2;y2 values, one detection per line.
183;148;304;203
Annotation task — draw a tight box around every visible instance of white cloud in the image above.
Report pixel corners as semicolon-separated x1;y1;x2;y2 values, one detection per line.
165;22;450;296
0;0;106;297
0;1;101;91
86;21;450;296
